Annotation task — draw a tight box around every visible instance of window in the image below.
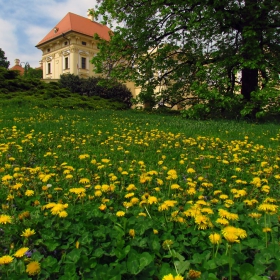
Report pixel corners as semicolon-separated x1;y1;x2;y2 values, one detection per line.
64;41;68;46
64;57;69;69
47;63;51;74
81;57;86;69
47;48;50;52
82;41;86;46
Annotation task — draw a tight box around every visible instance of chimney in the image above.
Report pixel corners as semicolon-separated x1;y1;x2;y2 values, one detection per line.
15;59;20;66
87;8;95;21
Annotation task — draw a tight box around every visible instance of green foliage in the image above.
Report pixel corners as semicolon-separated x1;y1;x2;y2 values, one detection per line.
24;67;43;79
60;74;133;108
0;48;10;69
0;68;128;110
0;106;279;279
93;0;280;117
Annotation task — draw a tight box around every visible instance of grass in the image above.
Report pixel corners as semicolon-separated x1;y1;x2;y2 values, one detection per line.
0;105;279;280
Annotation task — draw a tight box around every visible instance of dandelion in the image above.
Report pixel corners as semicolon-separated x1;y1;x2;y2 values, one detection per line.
26;261;40;276
262;227;272;232
0;255;14;264
216;218;229;226
162;240;173;250
248;213;262;219
148;196;158;205
14;247;29;258
95;190;102;197
258;203;278;214
50;203;68;215
21;228;36;238
209;233;221;244
79;178;90;184
188;269;201;279
79;154;90;160
0;214;12;224
222;226;247;243
69;188;86;194
126;184;137;191
58;211;68;218
99;204;106;211
25;190;34;196
187;188;196;195
116;211;125;217
162;274;184;280
129;229;135;238
167;169;178;179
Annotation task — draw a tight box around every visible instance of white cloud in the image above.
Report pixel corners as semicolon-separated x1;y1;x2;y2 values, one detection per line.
0;18;18;66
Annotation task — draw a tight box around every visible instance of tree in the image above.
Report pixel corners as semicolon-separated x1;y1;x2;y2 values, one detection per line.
24;67;43;79
92;0;280;113
0;48;10;69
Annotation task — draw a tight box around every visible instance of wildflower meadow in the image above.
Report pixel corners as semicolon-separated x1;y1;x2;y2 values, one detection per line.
0;106;279;280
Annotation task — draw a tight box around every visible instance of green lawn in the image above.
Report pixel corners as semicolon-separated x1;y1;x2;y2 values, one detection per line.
0;105;279;280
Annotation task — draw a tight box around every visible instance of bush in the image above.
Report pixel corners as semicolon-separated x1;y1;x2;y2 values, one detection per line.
60;74;133;108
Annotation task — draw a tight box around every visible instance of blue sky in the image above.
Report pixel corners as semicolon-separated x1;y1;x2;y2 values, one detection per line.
0;0;98;68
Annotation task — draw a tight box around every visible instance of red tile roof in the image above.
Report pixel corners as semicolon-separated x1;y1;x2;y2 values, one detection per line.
10;65;24;75
36;12;111;47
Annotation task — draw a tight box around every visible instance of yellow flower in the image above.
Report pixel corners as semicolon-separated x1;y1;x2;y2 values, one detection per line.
129;229;135;238
162;240;173;250
222;226;247;243
209;233;221;244
167;169;178;179
58;211;68;218
162;274;184;280
26;261;40;276
125;192;134;198
0;214;12;224
171;184;180;190
0;255;14;264
95;190;102;197
262;227;272;232
187;168;196;173
130;197;139;205
25;190;34;196
21;228;36;238
126;184;137;191
79;154;90;160
79;178;90;184
248;213;262;219
69;188;86;194
116;211;125;217
14;247;29;258
99;204;107;211
148;196;158;205
188;269;201;279
153;229;158;234
51;203;68;215
187;187;196;195
216;218;229;226
258;203;278;214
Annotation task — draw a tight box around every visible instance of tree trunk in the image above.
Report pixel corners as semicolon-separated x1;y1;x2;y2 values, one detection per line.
241;68;258;101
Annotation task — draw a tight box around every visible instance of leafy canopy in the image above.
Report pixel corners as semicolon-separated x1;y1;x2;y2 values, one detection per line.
0;48;10;69
92;0;280;109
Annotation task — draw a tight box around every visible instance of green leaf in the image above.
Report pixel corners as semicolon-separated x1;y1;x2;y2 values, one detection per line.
65;248;81;263
44;240;60;251
139;252;153;271
127;251;153;275
175;260;190;275
239;263;255;280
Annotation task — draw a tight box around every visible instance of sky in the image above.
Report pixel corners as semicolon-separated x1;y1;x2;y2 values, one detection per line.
0;0;99;68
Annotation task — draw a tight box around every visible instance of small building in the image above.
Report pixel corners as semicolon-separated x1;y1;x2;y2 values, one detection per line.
35;10;111;80
9;59;25;75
